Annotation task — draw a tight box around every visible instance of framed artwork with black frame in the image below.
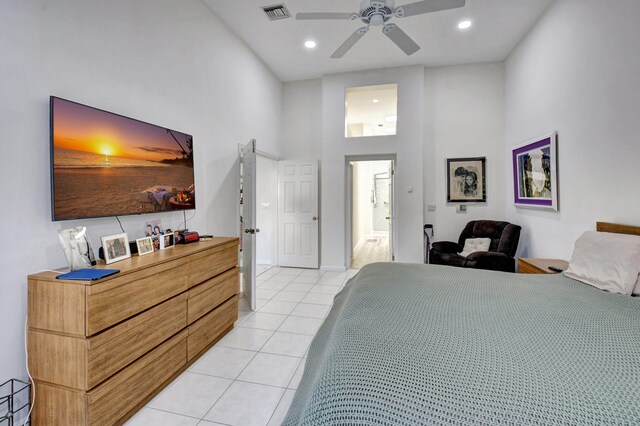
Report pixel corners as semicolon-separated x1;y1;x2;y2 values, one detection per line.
512;132;558;211
446;157;487;203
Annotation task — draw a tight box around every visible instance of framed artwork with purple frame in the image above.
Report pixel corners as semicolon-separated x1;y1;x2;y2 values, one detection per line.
512;132;558;211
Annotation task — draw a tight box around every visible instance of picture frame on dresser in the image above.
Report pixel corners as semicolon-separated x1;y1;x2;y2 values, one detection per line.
102;233;131;264
58;226;97;271
160;232;175;250
136;236;154;256
512;131;558;210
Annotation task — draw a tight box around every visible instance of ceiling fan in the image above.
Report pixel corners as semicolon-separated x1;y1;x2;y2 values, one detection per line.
296;0;466;58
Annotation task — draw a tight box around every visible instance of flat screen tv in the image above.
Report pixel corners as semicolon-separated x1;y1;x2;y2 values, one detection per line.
50;96;195;221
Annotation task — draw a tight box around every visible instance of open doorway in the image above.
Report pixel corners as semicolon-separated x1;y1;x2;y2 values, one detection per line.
348;159;395;269
255;154;278;276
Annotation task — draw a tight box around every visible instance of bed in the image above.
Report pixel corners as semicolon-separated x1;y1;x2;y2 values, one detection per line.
283;223;640;425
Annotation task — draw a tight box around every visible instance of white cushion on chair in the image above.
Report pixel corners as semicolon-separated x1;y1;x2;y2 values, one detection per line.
459;238;491;258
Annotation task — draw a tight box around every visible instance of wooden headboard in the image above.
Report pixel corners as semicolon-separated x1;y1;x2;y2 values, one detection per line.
596;222;640;236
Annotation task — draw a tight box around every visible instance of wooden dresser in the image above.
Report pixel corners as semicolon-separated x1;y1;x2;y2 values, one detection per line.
27;237;239;426
518;258;569;274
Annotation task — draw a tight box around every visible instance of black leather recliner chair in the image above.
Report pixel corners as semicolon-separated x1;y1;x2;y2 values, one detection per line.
429;220;522;273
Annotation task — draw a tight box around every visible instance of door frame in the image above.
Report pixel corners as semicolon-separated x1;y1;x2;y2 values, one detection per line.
237;142;282;311
344;154;397;269
238;140;257;310
255;151;281;268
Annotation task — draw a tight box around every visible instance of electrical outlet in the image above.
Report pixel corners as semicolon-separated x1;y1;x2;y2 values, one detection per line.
427;204;436;212
456;205;467;213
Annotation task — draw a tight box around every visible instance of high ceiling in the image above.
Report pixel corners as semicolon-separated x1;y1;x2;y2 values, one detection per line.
204;0;555;82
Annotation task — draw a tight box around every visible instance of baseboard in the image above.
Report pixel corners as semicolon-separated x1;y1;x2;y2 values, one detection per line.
320;265;347;272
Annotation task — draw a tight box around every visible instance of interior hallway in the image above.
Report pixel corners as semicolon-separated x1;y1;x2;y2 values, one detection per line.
351;236;390;269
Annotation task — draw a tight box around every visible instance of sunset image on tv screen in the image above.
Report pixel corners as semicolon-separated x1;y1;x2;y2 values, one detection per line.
51;97;195;220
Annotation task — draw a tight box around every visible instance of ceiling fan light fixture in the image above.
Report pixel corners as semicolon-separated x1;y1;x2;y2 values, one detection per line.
458;20;472;30
304;40;317;48
297;0;468;58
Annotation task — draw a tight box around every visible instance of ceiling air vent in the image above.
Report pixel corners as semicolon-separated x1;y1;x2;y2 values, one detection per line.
261;4;291;21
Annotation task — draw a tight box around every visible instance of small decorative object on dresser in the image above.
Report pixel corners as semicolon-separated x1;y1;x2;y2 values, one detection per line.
446;157;487;203
512;131;558;210
144;219;164;237
518;258;569;274
58;226;97;270
136;236;154;256
101;233;131;264
160;232;175;249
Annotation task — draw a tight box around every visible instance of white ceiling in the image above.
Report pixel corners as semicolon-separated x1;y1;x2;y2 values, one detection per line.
204;0;555;82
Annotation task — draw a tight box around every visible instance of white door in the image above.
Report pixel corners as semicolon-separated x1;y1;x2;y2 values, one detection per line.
388;161;395;261
278;161;319;268
239;140;257;310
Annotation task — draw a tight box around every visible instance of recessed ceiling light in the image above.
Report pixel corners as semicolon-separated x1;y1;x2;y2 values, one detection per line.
372;99;379;103
458;20;472;30
304;40;317;49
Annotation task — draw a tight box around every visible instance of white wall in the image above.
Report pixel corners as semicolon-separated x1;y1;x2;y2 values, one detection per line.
282;64;507;268
322;67;425;269
281;80;323;161
424;63;507;242
505;0;640;259
256;155;278;265
0;0;282;383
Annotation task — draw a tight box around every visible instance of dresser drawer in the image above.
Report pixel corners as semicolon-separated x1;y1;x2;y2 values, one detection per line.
32;332;188;426
187;243;237;288
86;258;188;335
87;293;187;389
32;381;87;426
187;295;238;360
188;267;239;324
28;294;187;391
87;331;188;426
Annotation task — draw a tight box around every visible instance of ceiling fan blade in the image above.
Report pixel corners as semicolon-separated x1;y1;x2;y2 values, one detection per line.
296;12;355;20
396;0;466;18
382;24;420;56
331;27;369;59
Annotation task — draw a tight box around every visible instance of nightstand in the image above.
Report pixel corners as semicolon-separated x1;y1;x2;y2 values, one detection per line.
518;258;569;274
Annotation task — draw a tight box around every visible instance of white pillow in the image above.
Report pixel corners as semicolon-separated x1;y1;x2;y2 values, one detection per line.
564;231;640;295
459;238;491;258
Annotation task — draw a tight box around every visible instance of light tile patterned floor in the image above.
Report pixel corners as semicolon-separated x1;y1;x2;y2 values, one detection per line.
125;267;358;426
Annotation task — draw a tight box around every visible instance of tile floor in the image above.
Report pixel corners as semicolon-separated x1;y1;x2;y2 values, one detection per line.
125;266;358;426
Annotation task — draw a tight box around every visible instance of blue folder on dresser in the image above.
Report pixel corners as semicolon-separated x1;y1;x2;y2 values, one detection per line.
56;268;120;281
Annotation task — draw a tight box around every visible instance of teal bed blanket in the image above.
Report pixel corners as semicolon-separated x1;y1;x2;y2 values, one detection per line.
283;263;640;425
